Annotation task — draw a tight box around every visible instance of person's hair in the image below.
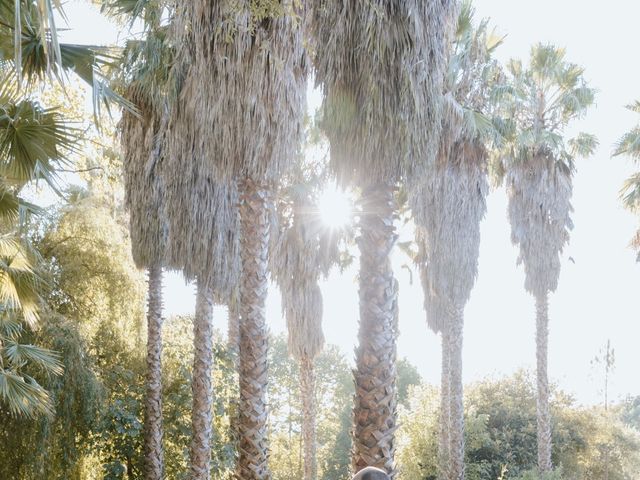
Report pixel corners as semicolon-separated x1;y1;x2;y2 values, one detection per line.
351;466;390;480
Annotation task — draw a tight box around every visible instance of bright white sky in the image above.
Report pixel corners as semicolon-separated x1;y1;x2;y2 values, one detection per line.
60;1;640;406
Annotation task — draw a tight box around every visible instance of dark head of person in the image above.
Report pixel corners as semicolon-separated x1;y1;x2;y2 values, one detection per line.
352;466;390;480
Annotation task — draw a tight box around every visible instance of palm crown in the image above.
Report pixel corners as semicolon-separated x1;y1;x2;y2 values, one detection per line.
614;101;640;259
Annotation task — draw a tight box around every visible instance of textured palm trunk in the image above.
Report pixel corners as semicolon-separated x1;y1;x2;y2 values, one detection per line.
237;178;271;480
190;279;215;480
438;328;451;480
144;264;164;480
300;356;318;480
535;294;553;473
448;309;465;480
352;182;399;478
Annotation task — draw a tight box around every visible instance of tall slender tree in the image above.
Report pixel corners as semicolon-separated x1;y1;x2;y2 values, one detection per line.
110;4;174;475
614;100;640;261
411;5;503;479
121;87;167;480
167;3;307;478
271;162;347;480
499;44;597;473
311;1;457;475
162;162;240;480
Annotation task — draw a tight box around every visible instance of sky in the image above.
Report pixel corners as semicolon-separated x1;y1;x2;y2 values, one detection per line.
58;1;640;406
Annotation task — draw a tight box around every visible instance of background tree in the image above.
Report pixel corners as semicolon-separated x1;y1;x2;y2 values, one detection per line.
396;372;640;480
614;100;640;261
271;153;350;479
310;0;457;474
409;5;503;478
497;44;597;473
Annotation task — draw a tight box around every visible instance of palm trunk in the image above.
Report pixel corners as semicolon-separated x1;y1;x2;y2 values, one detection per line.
352;182;399;478
190;279;214;480
535;294;553;473
438;328;451;480
300;356;318;480
237;178;271;480
144;264;164;480
448;309;465;480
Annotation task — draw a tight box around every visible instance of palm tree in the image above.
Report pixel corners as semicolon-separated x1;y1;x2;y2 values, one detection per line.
162;169;240;480
271;162;347;480
410;6;502;479
167;3;307;478
499;44;597;473
614;101;640;261
310;1;457;475
120;59;168;480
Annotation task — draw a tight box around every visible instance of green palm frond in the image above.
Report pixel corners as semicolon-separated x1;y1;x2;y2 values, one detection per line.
569;132;598;158
620;173;640;212
3;341;63;375
614;126;640;160
0;0;133;117
501;44;596;168
0;76;79;194
0;235;42;327
0;369;53;417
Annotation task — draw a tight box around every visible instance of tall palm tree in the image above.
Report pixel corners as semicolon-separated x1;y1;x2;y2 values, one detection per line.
271;163;346;480
105;2;174;474
162;167;240;480
167;3;307;478
499;44;597;473
410;6;503;479
120;67;168;480
614;101;640;261
310;1;457;475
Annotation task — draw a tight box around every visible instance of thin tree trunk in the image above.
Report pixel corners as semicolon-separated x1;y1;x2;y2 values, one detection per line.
237;178;271;480
448;309;465;480
535;294;553;473
190;279;214;480
144;264;164;480
438;327;451;480
352;182;399;478
300;356;318;480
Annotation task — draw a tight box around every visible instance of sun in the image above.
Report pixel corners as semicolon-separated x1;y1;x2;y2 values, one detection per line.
318;185;353;229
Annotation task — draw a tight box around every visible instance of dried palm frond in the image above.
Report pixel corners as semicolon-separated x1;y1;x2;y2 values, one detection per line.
507;153;573;297
166;0;307;184
310;0;458;186
121;86;166;269
417;141;489;332
161;154;241;300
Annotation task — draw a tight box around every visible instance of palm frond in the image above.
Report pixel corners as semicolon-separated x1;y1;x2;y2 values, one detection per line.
0;369;53;417
4;341;63;375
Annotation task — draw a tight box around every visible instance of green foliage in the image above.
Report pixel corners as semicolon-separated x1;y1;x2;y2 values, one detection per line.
396;372;640;480
39;191;146;348
497;44;597;175
0;313;102;479
511;469;565;480
268;335;354;480
267;335;422;480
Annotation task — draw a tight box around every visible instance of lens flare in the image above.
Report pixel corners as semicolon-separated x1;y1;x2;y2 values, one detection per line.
318;185;353;229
